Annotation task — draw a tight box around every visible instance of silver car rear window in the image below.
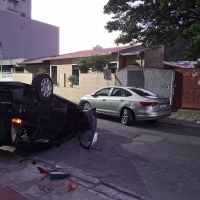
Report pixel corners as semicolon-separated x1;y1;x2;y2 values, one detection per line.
130;88;157;97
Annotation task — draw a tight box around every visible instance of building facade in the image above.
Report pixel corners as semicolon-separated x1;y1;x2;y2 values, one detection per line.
0;0;31;18
0;10;59;60
0;0;59;80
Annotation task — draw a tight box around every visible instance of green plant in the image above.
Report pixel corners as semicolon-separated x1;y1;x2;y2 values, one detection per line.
68;75;78;87
77;56;108;73
77;57;91;73
37;67;47;75
90;55;108;72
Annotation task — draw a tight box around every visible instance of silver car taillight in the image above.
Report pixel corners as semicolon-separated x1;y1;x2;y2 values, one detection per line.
140;102;158;107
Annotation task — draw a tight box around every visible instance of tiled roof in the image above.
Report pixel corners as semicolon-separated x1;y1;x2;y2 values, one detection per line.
52;46;133;60
20;56;54;64
164;61;196;68
20;45;144;64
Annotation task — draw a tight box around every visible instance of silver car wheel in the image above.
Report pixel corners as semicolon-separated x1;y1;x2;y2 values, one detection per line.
121;108;133;125
83;102;91;110
121;109;128;124
40;78;53;97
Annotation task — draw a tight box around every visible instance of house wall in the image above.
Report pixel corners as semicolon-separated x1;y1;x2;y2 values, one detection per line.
116;66;174;103
116;66;144;87
55;64;72;87
13;73;32;84
144;47;164;68
55;72;115;103
144;68;175;103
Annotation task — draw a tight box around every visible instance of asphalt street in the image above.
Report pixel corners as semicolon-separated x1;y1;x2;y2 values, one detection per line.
0;116;200;200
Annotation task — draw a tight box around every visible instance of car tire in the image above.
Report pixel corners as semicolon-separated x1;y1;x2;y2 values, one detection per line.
83;101;91;110
32;73;53;102
78;130;94;149
120;108;134;125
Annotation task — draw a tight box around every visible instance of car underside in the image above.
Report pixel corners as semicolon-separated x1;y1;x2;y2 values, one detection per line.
0;74;97;149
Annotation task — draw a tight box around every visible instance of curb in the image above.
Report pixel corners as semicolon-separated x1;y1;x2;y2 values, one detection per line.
23;158;143;200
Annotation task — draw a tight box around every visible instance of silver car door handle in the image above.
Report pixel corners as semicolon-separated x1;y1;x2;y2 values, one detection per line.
102;99;106;101
120;99;125;102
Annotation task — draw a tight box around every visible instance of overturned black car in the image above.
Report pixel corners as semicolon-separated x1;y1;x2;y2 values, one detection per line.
0;74;97;149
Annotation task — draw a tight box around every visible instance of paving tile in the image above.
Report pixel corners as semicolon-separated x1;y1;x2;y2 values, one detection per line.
0;187;28;200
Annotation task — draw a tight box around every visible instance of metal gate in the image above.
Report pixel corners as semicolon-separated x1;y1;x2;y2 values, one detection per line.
173;69;200;109
172;71;183;108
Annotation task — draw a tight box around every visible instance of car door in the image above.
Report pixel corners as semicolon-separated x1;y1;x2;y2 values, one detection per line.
107;88;132;115
91;87;112;113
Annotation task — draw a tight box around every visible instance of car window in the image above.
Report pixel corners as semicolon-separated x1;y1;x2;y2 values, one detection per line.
95;88;111;96
130;88;156;97
139;88;157;96
111;88;132;97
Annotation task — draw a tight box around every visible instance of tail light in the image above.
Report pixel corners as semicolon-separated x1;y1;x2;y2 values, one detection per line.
140;102;158;107
12;118;22;125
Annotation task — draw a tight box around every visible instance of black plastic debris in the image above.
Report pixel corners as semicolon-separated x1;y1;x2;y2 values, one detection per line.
49;171;70;180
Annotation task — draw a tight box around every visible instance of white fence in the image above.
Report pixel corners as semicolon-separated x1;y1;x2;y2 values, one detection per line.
0;73;13;81
0;73;32;83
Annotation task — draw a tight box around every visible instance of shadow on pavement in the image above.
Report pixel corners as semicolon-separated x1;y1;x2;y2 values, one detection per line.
97;114;200;138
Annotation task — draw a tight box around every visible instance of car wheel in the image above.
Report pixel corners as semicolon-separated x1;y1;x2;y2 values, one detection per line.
32;73;53;102
83;102;91;110
78;130;94;149
120;108;134;125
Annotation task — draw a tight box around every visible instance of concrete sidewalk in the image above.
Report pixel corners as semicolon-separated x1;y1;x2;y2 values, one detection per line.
0;186;28;200
0;185;110;200
0;152;113;200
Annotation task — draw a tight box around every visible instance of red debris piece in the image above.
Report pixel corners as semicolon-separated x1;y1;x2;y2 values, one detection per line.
37;167;50;175
66;181;79;192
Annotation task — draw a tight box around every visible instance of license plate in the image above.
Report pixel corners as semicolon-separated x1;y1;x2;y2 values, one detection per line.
160;104;167;109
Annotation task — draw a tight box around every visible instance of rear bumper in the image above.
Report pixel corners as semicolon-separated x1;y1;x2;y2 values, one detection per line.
135;109;171;121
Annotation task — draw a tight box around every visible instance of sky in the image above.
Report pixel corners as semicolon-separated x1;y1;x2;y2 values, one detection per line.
32;0;120;55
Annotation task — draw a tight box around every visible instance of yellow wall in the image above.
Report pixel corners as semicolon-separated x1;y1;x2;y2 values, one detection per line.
54;64;72;87
54;72;115;103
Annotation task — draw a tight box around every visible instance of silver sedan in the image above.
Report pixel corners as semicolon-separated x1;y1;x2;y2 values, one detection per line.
79;86;171;125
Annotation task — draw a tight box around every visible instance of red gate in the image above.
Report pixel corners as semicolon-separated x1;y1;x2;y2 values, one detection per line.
173;69;200;109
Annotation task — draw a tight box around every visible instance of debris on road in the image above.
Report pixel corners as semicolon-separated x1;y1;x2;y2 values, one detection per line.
49;171;70;180
66;181;79;192
0;146;16;152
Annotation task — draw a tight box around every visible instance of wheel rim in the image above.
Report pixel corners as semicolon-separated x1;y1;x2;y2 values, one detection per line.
121;109;128;124
11;125;17;143
84;102;91;110
40;78;52;97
